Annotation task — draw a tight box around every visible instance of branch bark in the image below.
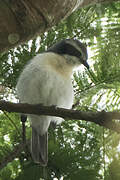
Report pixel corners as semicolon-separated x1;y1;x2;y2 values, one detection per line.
0;0;119;53
0;99;120;170
0;100;120;133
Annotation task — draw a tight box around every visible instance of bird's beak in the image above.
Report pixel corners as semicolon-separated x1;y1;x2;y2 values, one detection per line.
82;60;89;69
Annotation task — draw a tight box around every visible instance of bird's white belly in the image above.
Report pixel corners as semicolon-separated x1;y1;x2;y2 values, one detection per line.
48;72;73;108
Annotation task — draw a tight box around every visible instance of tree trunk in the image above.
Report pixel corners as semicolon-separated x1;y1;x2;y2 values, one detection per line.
0;0;119;53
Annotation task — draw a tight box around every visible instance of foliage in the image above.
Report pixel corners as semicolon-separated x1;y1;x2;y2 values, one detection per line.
0;1;120;180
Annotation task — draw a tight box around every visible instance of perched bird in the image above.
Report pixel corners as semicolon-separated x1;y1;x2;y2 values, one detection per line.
16;39;89;166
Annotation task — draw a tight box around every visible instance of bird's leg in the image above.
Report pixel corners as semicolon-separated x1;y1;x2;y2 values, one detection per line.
21;114;27;144
50;105;58;129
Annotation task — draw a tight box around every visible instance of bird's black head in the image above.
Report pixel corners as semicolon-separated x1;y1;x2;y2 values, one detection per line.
47;39;89;69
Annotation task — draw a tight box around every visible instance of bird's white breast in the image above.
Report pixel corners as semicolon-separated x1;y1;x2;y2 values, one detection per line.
16;52;74;134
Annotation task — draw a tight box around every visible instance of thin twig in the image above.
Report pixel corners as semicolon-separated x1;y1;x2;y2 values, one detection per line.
3;111;21;134
0;140;30;170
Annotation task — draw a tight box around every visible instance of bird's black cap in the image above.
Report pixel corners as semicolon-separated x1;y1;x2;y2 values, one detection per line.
47;39;89;69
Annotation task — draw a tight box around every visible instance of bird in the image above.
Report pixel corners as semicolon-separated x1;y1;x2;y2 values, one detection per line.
16;39;89;166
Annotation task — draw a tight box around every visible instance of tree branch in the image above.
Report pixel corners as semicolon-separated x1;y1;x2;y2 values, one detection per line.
0;100;120;133
0;99;120;170
0;0;119;53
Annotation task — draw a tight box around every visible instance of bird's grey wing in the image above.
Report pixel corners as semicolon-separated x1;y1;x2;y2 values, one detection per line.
32;127;48;166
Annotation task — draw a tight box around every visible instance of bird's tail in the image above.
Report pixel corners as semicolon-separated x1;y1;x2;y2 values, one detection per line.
31;127;48;166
